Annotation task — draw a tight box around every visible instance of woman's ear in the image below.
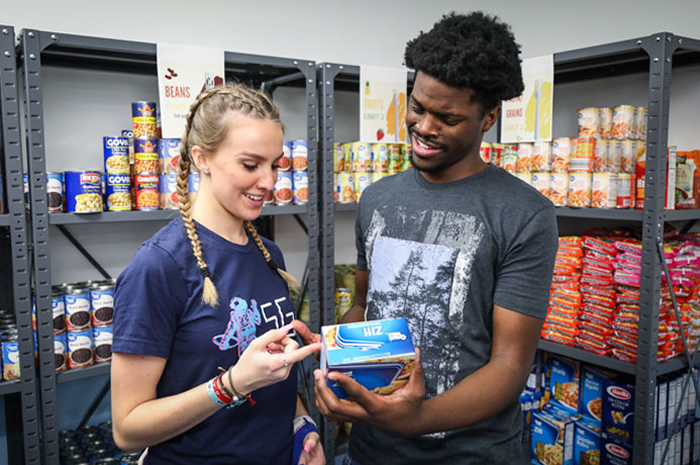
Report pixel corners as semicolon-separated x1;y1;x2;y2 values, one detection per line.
191;146;209;173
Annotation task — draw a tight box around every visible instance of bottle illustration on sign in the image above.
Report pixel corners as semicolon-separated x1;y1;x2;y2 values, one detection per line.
365;81;370;95
385;90;406;142
525;79;552;141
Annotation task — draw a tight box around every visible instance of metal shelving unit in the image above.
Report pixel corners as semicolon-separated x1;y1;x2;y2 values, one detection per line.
18;29;319;465
318;33;700;465
0;25;41;465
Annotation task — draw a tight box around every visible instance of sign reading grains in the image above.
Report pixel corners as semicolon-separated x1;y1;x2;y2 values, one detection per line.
65;171;103;213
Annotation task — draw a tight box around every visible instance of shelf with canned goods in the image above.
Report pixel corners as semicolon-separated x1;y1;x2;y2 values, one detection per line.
19;28;320;465
0;379;21;396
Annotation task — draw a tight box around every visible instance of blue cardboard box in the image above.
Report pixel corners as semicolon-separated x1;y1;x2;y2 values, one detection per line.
574;419;600;465
549;356;581;415
601;436;632;465
581;367;613;428
531;410;575;465
602;379;635;445
321;318;415;399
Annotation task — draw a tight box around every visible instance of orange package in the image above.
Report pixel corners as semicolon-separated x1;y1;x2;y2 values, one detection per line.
675;150;700;209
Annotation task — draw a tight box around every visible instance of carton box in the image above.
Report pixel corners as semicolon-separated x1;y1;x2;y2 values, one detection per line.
531;410;575;465
574;419;601;465
549;355;581;415
320;318;415;399
581;367;614;429
602;379;635;445
601;436;632;465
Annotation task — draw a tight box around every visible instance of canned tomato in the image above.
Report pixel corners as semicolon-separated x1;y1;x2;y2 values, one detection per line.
52;290;66;334
371;143;389;172
570;138;595;172
65;171;103;213
291;140;308;172
46;172;65;213
532;141;552;171
550;173;569;207
105;172;131;211
591;172;617;208
516;143;533;172
578;107;599;138
274;171;293;205
90;284;114;327
292;171;308;205
54;332;67;372
552;138;572;173
279;142;292;172
333;142;345;172
134;138;160;174
388;143;402;173
160;174;178;210
337;172;355;203
132;101;157;139
158;139;181;174
531;172;551;198
66;329;94;369
352;142;371;172
355;172;371;202
599;108;613;139
135;173;160;211
616;173;634;208
93;326;113;364
500;145;518;172
64;287;91;332
188;173;200;204
612;105;636;139
568;172;592;207
103;137;130;173
619;140;635;174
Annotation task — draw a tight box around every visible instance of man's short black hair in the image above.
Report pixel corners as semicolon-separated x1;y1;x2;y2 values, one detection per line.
404;11;525;112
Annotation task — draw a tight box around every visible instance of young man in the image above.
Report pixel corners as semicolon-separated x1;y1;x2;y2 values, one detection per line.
313;11;558;464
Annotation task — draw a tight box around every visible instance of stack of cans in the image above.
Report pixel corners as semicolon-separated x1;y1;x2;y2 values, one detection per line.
158;138;199;210
0;309;19;381
59;422;142;465
273;140;308;206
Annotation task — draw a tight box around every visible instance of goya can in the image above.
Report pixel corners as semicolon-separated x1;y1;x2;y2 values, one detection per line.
52;289;66;334
568;172;592;207
531;172;551;198
105;172;131;211
371;143;389;172
578;107;599;138
354;172;371;202
292;172;308;205
134;137;160;174
352;142;371;172
274;171;293;205
135;173;160;211
64;287;91;332
103;137;130;173
65;171;103;213
550;173;569;207
54;332;67;373
160;174;178;210
90;284;114;328
158;139;181;174
612;105;636;140
189;173;200;204
291;140;308;172
67;329;94;369
280;142;292;172
591;172;617;209
132;101;157;139
552;138;572;172
337;172;355;203
121;129;135;164
93;326;113;364
46;172;65;213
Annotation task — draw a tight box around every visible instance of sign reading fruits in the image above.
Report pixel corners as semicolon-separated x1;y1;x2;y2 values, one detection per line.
157;44;225;139
359;65;408;143
500;55;554;143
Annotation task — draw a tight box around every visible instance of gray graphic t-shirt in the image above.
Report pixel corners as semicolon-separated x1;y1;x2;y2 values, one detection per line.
349;166;558;465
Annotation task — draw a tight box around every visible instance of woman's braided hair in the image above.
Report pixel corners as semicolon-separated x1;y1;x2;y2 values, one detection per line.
177;82;299;307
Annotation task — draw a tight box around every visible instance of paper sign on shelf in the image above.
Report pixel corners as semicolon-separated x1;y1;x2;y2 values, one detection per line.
157;44;225;139
500;55;554;143
359;65;408;143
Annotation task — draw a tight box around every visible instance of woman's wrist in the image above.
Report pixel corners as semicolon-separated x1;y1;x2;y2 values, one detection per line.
293;414;316;433
225;365;250;398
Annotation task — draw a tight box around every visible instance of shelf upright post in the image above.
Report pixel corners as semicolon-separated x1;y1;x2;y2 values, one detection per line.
1;25;42;465
634;32;678;465
19;29;61;465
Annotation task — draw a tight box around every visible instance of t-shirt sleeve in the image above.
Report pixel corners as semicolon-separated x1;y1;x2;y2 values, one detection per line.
493;205;558;319
112;242;189;359
355;198;368;272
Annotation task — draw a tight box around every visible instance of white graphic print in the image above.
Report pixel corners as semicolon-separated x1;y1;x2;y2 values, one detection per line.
365;206;484;438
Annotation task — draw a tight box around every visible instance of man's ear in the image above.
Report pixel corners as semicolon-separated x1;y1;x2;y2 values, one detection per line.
482;106;501;133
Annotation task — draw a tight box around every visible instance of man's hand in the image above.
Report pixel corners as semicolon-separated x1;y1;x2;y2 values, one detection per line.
313;349;427;437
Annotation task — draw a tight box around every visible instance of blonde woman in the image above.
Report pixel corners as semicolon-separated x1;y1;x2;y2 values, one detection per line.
112;83;324;465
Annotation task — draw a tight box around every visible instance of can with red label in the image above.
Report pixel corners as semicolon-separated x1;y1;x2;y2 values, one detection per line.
135;173;160;211
570;138;595;172
52;289;66;335
292;172;308;205
134;137;160;174
132;101;158;139
105;172;131;211
158;138;182;174
103;137;130;173
274;171;293;205
93;326;113;364
66;329;94;369
65;171;103;213
160;174;178;210
616;173;634;209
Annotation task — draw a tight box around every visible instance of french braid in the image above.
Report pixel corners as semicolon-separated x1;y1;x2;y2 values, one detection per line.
178;83;298;307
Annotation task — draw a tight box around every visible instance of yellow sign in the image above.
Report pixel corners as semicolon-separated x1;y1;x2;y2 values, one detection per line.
360;65;408;143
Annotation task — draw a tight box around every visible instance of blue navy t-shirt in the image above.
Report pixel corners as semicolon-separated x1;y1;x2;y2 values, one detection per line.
113;218;298;465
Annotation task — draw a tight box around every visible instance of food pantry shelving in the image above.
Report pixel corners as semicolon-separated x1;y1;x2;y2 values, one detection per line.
18;28;320;465
0;25;41;465
317;33;700;465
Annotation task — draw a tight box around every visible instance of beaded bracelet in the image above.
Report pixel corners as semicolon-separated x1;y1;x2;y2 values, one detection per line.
211;375;233;404
216;373;234;399
206;378;228;407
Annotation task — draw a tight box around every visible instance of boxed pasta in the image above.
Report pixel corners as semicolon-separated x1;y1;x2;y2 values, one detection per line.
574;419;601;465
581;367;614;428
320;318;415;399
602;378;635;445
549;355;581;415
531;410;576;465
601;436;632;465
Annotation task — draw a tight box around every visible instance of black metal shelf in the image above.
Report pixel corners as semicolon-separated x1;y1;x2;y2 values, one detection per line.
0;380;21;396
666;209;700;222
0;214;10;226
56;364;110;384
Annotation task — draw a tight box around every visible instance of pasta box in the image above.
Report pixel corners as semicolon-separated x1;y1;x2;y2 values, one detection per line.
531;410;575;465
581;367;614;428
320;318;415;399
549;355;581;415
601;436;632;465
602;378;635;445
574;418;601;465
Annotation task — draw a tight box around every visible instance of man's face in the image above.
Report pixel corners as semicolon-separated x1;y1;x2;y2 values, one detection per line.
407;72;499;182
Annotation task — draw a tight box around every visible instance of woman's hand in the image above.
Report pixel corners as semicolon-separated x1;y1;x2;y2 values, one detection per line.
297;431;324;465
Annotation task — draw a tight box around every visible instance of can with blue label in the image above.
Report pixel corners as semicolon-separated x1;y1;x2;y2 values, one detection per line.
93;326;113;364
90;284;114;327
274;171;293;205
67;329;94;369
23;173;29;211
291;140;308;172
52;289;66;334
1;333;19;380
64;287;91;332
65;171;103;213
158;138;181;174
54;332;67;372
103;137;130;173
160;174;178;210
105;172;131;211
292;171;308;205
189;173;200;204
46;172;65;213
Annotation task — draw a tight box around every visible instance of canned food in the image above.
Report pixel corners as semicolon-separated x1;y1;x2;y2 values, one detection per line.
105;172;131;211
333;142;345;172
532;141;552;171
291;140;308;172
591;173;617;208
335;288;353;321
568;172;592;207
274;171;293;205
490;143;503;168
619;140;635;174
388;143;402;173
599;108;613;139
90;284;114;327
634;107;647;141
616;173;634;208
54;332;67;373
122;129;135;164
479;142;492;164
158;139;181;174
512;172;532;186
612;105;636;139
516;143;533;172
134;138;160;174
531;172;551;198
500;145;518;172
279;142;292;172
160;174;178;210
52;290;66;334
337;172;355;203
46;172;65;213
593;139;608;172
401;144;412;171
550;173;569;207
578;107;599;138
103;137;130;173
371;143;389;172
23;173;29;211
292;172;308;205
552;138;572;173
135;173;160;211
132;101;157;139
355;172;371;202
342;143;353;172
188;173;200;204
570;138;595;172
67;329;94;369
64;287;91;332
93;326;113;364
1;336;19;380
352;142;371;172
65;171;103;213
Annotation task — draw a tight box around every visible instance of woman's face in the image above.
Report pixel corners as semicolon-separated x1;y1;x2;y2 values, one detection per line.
197;113;283;222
